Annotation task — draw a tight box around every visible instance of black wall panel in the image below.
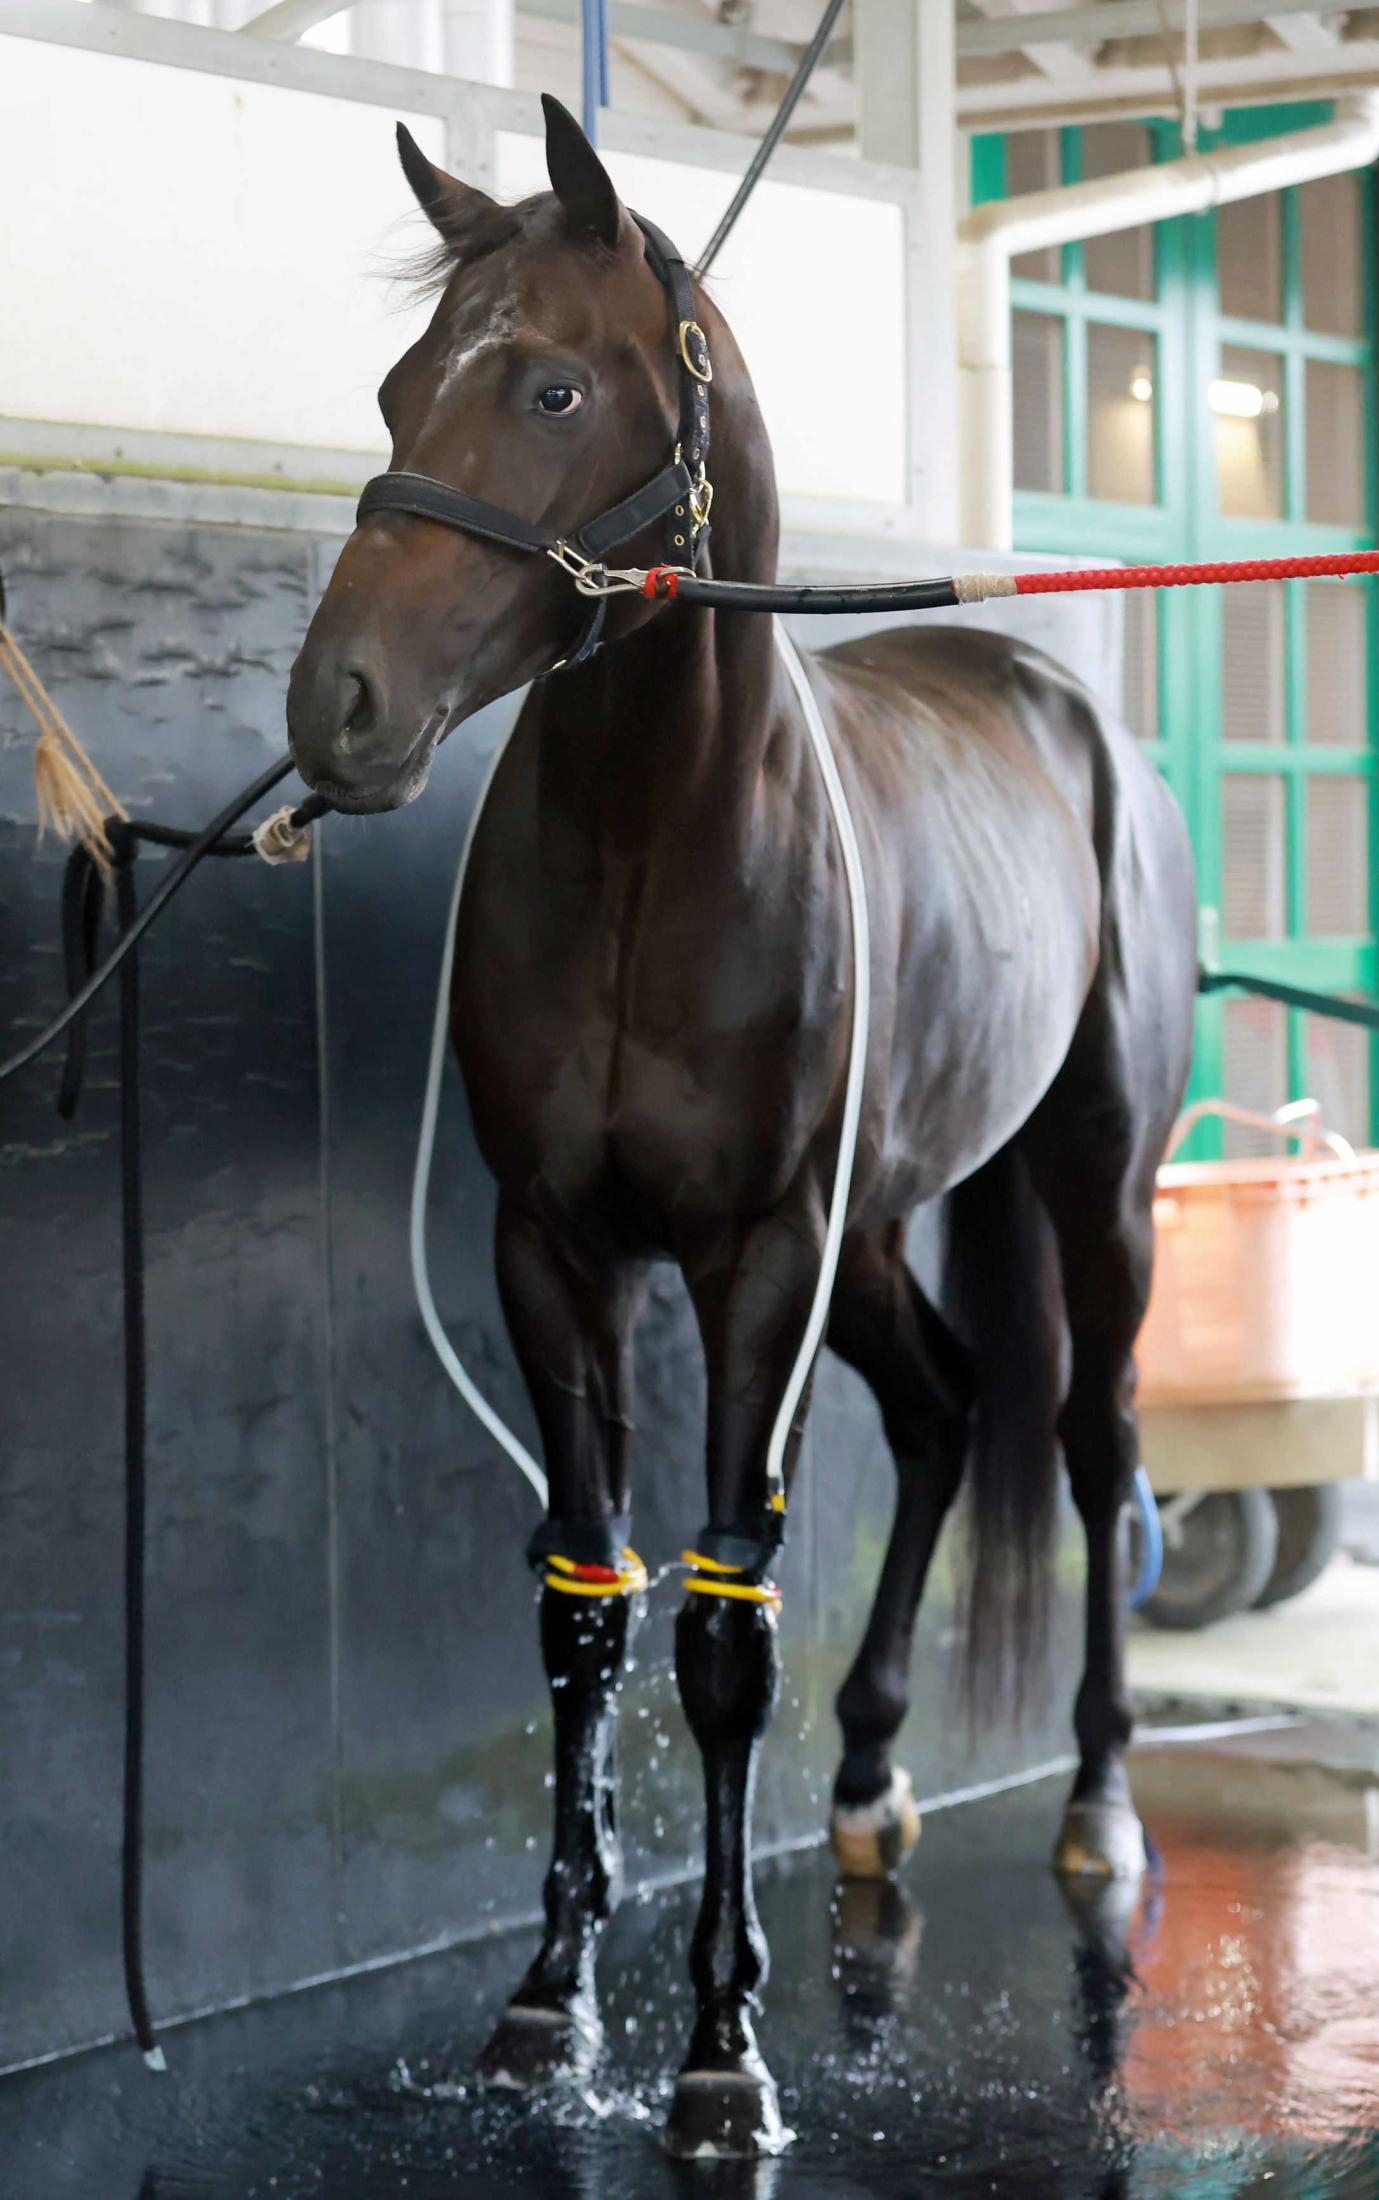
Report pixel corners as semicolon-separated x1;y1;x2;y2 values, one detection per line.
0;493;1079;2070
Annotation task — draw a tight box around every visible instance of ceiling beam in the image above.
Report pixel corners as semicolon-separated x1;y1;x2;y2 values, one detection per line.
1264;10;1344;46
957;0;1354;52
239;0;344;36
964;0;1098;81
957;35;1379;120
239;0;854;74
518;0;851;73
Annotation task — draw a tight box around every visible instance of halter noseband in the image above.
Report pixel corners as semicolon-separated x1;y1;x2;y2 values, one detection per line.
355;214;713;673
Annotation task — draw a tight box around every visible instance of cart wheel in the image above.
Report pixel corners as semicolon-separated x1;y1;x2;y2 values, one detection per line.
1253;1484;1343;1610
1136;1488;1279;1631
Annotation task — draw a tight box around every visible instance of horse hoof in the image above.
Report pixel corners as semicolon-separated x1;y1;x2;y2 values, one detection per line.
663;2066;793;2160
476;2003;602;2090
1052;1800;1147;1882
830;1767;920;1880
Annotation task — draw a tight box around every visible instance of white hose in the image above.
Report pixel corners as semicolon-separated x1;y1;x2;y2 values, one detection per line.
763;622;870;1501
409;721;548;1508
410;619;870;1519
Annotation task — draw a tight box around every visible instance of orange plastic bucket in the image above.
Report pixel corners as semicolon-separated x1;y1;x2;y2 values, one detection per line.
1138;1100;1379;1407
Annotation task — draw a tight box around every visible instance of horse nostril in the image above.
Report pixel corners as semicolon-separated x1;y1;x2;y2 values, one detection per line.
340;668;378;746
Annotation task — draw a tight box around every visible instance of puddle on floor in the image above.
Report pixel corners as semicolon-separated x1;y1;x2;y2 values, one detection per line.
1;1736;1375;2198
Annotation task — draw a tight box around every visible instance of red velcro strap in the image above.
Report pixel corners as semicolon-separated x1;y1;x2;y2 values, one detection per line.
642;565;681;600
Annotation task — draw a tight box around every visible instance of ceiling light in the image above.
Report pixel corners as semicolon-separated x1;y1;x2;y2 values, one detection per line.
1130;369;1154;402
1209;378;1279;419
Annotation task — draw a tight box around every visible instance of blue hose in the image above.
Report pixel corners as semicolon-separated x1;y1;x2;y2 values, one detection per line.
596;0;610;107
581;0;607;141
1129;1464;1164;1608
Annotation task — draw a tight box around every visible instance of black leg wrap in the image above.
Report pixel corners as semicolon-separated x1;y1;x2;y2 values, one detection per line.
692;1511;784;1580
526;1511;631;1573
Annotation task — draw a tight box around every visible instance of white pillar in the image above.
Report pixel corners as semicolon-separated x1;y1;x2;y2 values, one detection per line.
349;2;443;69
442;0;514;86
348;0;514;82
105;0;218;15
855;0;960;545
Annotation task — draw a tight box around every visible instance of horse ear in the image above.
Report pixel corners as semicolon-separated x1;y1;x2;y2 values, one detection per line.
396;122;496;236
541;94;626;249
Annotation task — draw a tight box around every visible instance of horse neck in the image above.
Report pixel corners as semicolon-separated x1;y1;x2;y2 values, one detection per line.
533;381;784;837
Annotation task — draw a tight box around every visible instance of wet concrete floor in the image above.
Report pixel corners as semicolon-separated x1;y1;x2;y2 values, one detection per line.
2;1727;1376;2199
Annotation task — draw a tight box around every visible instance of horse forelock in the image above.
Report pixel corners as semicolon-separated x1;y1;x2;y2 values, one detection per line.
400;190;634;307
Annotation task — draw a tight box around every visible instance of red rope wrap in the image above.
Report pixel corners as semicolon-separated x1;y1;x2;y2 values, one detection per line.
642;565;682;599
1014;551;1379;595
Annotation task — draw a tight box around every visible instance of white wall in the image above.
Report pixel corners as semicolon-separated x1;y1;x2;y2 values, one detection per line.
2;33;910;509
0;36;442;455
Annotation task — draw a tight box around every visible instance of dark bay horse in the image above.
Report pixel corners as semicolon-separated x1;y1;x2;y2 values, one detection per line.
287;98;1198;2157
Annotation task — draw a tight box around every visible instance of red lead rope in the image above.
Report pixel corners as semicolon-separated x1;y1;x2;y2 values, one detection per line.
1013;550;1379;595
638;548;1379;614
623;547;1379;617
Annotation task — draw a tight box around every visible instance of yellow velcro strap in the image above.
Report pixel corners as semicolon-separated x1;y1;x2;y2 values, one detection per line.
544;1546;647;1598
685;1574;782;1606
681;1552;781;1606
769;1491;786;1514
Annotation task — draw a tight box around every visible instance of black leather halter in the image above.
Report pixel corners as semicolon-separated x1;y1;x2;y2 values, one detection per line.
356;213;713;672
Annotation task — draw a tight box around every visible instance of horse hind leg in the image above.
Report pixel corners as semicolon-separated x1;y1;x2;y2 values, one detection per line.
826;1226;972;1880
1023;1036;1185;1881
1046;1205;1153;1882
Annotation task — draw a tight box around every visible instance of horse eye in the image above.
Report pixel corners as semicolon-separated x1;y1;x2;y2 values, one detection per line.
536;385;582;416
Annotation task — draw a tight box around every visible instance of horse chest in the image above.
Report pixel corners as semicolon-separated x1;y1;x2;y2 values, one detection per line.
455;861;825;1231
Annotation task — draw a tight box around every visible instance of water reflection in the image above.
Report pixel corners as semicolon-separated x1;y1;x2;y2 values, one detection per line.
1058;1870;1146;2094
7;1747;1377;2199
1125;1756;1379;2161
665;2159;782;2200
833;1879;925;2027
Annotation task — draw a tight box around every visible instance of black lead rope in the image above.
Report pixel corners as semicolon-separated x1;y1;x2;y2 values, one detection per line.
645;572;967;615
113;836;160;2067
0;757;321;1088
41;788;328;2069
695;0;849;278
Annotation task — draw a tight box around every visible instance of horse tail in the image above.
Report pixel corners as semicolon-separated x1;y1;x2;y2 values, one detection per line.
943;1142;1067;1727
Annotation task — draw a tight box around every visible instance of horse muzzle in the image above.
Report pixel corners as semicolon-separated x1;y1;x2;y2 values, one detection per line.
287;636;442;812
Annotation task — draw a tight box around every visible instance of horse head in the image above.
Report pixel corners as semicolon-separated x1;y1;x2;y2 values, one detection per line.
288;98;711;812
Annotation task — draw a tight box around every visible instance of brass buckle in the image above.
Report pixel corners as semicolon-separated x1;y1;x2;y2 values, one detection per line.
677;318;713;384
689;467;714;532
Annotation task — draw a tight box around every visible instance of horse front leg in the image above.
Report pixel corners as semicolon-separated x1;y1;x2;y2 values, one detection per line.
477;1192;647;2089
665;1196;825;2160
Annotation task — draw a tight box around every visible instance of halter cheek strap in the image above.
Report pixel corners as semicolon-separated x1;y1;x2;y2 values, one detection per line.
355;211;713;676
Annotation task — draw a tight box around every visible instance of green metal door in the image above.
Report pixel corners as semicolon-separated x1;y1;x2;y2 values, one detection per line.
973;111;1378;1156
